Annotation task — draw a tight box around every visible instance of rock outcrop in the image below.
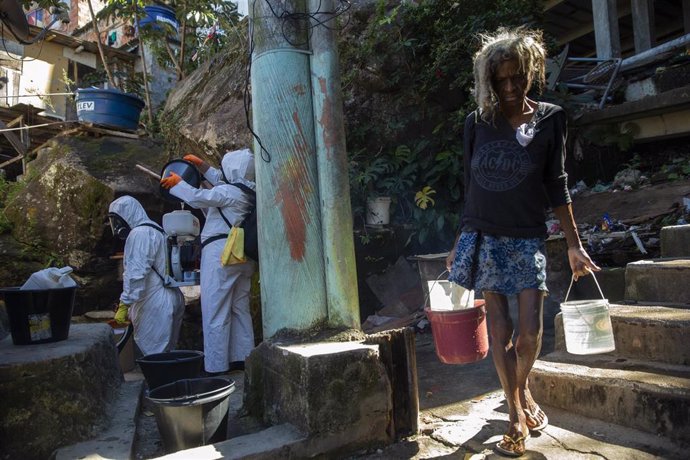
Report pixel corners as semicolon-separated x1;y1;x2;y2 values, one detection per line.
160;44;252;163
0;134;175;318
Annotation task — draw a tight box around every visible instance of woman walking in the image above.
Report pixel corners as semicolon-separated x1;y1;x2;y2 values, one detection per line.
446;27;599;457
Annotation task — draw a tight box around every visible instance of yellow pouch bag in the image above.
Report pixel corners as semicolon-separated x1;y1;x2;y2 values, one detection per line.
221;227;246;266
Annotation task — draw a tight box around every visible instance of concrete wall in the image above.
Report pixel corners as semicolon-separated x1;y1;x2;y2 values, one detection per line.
20;40;71;119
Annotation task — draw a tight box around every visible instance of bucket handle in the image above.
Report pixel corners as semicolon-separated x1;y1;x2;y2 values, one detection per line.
564;271;605;303
425;270;477;311
562;272;610;331
424;269;449;309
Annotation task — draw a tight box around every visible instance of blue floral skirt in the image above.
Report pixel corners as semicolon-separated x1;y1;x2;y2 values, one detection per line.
448;231;547;295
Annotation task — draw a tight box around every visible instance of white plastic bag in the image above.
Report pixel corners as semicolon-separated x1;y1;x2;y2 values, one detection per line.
21;266;78;290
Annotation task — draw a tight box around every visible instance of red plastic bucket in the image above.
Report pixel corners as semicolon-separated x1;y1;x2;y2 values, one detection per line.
425;300;489;364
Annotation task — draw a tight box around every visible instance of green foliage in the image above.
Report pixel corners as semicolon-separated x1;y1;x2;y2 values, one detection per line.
342;0;542;249
660;157;690;181
19;0;62;8
0;175;25;234
582;123;639;151
100;1;242;76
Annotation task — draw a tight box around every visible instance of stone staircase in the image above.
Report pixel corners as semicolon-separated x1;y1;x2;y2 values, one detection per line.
530;224;690;443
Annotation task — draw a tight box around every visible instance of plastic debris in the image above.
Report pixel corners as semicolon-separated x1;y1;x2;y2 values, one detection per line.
545;219;561;235
631;231;648;254
569;180;588;196
591;183;611;193
21;266;77;290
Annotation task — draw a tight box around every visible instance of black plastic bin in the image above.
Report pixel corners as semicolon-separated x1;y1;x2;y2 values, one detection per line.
147;377;235;453
159;159;201;203
0;286;77;345
136;350;204;390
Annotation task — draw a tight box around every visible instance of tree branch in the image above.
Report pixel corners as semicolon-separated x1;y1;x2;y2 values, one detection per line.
85;0;116;88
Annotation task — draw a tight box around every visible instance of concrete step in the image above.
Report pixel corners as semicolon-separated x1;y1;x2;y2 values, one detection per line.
661;224;690;258
624;258;690;305
554;304;690;365
54;378;144;460
530;351;690;442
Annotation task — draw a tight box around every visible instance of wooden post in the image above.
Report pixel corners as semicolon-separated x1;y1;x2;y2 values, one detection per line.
592;0;621;58
0;119;26;157
20;118;27;174
631;0;655;53
366;328;420;437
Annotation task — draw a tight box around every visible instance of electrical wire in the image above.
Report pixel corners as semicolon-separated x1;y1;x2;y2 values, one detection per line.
1;22;46;62
243;0;352;163
0;120;77;133
4;92;74;98
244;1;268;162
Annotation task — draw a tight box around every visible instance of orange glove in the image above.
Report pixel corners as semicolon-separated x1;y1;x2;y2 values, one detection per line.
183;154;204;167
160;172;183;189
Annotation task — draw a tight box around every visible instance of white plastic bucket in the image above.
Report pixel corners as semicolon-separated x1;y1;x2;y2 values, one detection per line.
366;197;392;226
427;280;474;311
561;275;615;355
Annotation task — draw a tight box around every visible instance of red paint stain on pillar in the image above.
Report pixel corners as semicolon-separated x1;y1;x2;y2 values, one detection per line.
275;177;307;261
271;111;315;261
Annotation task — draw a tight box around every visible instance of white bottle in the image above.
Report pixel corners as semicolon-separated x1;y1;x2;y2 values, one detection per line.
21;266;78;290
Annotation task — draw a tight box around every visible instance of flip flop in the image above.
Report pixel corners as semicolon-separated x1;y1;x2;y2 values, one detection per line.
525;407;549;432
495;433;529;457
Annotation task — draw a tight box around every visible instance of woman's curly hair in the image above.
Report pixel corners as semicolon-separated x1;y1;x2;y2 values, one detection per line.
472;27;547;122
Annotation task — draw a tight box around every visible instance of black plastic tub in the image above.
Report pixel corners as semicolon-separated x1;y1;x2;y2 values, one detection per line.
159;159;202;203
136;350;204;390
148;377;235;453
0;286;77;345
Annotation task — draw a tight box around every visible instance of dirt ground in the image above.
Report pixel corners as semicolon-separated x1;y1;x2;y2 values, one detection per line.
571;179;690;226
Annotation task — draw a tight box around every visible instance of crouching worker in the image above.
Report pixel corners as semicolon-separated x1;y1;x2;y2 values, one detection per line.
160;149;256;375
108;195;185;356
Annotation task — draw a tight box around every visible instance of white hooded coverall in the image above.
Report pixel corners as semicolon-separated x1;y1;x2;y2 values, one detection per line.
168;149;256;373
109;196;185;356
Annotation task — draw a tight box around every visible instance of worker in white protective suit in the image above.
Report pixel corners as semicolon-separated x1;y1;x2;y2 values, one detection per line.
108;195;185;356
160;149;256;375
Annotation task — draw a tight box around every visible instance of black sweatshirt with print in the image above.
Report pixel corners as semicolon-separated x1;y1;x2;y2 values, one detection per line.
461;102;571;238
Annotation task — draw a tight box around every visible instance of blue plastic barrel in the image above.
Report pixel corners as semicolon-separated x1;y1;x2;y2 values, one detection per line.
139;5;179;32
75;88;145;131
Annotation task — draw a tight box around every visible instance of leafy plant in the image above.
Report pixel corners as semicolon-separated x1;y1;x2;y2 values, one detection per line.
582;122;639;151
0;175;25;234
341;0;542;251
99;0;242;80
415;186;436;209
658;157;690;181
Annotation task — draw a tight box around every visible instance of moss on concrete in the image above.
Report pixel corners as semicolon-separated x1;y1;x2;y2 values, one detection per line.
271;324;367;345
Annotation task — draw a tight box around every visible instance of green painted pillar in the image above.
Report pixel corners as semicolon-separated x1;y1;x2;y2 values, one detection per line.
308;0;360;329
250;0;327;338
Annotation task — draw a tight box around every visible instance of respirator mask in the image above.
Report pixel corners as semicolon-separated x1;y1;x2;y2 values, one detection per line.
108;213;131;240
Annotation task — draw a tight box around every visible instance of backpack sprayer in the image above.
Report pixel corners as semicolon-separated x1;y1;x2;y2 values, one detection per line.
134;163;202;287
161;210;201;287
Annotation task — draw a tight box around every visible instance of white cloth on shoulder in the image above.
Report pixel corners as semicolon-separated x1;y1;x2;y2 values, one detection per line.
516;122;535;147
